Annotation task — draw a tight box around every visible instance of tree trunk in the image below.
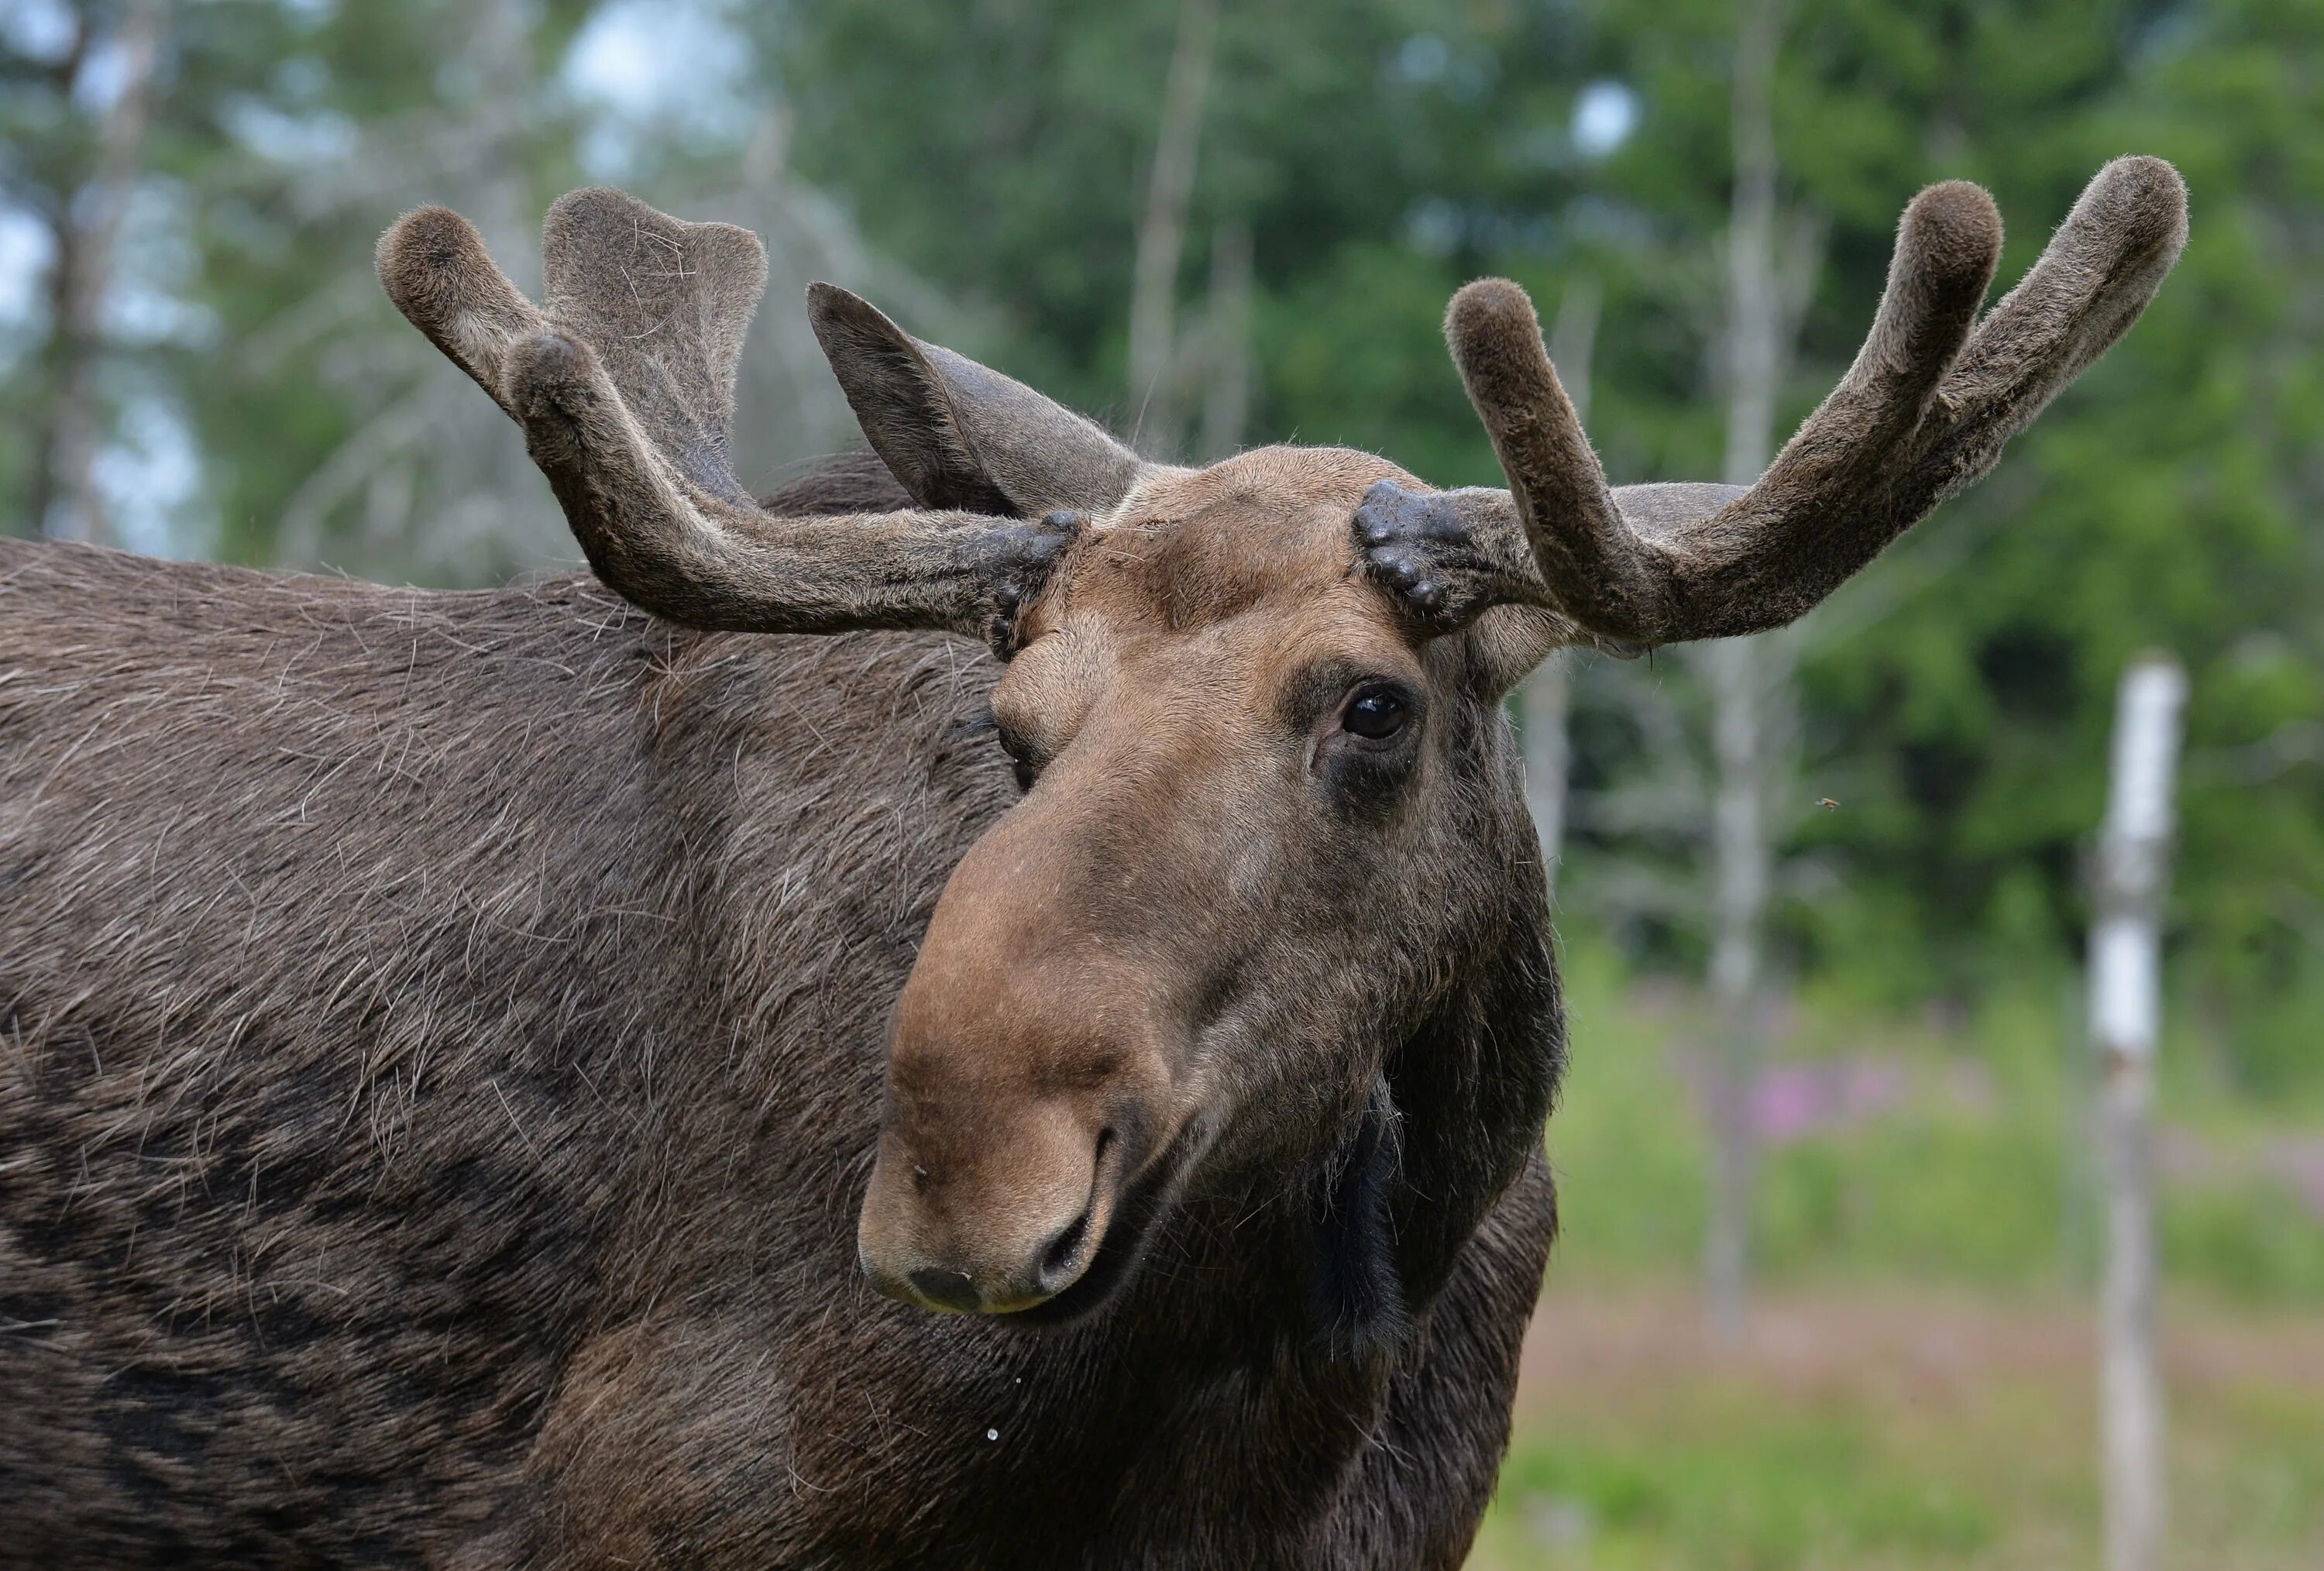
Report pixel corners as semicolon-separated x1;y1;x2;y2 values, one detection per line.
1700;0;1787;1342
1198;218;1253;462
2092;655;2187;1571
36;0;168;546
1522;659;1572;897
1126;0;1219;454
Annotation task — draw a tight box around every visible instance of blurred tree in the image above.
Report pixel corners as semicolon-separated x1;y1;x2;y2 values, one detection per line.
0;0;287;548
28;0;166;545
183;0;598;582
1125;0;1218;454
1699;0;1820;1340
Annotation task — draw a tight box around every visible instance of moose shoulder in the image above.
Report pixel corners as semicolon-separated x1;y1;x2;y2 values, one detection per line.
0;163;2183;1567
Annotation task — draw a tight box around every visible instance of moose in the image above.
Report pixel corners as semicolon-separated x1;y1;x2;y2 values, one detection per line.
0;156;2184;1566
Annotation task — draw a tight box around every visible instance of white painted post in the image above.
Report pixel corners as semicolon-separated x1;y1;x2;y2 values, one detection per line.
2092;654;2188;1571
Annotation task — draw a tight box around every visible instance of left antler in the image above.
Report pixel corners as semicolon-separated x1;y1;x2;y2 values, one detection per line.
1359;157;2187;647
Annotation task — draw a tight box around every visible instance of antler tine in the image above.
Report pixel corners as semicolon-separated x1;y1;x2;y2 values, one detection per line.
1627;177;2004;636
1420;160;2181;649
1442;180;2001;644
376;205;552;417
376;188;770;504
538;188;768;504
379;192;1088;645
1439;280;1666;637
382;189;808;623
1890;156;2188;521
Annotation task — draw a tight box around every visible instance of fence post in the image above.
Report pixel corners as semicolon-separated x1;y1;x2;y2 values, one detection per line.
2091;654;2187;1571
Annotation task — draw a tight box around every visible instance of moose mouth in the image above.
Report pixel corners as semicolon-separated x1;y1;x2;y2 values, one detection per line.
1009;1119;1204;1325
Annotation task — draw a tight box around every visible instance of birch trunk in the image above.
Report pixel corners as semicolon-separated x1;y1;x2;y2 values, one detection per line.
2092;655;2188;1571
1126;0;1219;453
1198;219;1253;462
1700;0;1788;1341
36;0;168;546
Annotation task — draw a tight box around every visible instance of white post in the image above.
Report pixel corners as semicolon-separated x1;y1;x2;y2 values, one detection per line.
2092;654;2188;1571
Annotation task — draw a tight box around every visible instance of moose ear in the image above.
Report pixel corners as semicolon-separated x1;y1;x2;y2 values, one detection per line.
807;284;1149;519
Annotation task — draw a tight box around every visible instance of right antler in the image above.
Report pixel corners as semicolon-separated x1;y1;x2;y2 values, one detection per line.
376;191;1076;647
1359;157;2188;647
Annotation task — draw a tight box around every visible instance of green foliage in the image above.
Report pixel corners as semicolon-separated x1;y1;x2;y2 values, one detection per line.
1473;1329;2324;1569
1549;935;2324;1302
1490;1418;1998;1569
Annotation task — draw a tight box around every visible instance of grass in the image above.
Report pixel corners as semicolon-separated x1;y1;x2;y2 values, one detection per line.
1542;935;2324;1300
1468;1281;2324;1570
1466;934;2324;1568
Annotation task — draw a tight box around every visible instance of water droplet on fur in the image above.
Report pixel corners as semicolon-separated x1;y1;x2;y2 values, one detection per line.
986;1428;999;1442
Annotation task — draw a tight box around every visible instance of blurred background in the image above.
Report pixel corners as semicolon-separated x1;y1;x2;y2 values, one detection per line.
3;0;2319;1564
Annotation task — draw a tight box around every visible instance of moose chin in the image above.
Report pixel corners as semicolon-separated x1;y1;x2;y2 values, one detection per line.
0;157;2183;1566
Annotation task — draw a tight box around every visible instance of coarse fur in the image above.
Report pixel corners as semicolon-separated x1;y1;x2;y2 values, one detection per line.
0;456;1559;1566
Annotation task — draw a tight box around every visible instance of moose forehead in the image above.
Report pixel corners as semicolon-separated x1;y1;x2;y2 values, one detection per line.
998;445;1431;752
1039;445;1420;634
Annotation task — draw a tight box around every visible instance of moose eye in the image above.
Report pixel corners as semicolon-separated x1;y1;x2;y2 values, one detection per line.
1342;686;1410;741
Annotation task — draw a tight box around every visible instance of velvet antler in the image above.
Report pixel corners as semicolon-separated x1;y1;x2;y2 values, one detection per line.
376;191;1092;646
1357;157;2188;648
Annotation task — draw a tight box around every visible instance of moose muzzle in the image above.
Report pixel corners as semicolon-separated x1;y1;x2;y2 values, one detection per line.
857;1085;1129;1314
856;822;1175;1314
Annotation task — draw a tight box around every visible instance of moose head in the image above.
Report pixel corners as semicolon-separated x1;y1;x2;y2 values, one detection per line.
380;157;2184;1321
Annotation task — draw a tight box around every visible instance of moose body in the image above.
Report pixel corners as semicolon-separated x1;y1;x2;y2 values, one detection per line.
0;156;2182;1566
0;470;1559;1567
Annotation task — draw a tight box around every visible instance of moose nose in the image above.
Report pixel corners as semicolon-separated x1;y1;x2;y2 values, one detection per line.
865;1200;1098;1315
856;1124;1121;1315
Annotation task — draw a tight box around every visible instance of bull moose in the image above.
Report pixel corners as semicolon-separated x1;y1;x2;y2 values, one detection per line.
0;156;2184;1565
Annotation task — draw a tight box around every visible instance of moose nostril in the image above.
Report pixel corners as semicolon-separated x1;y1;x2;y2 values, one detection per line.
1037;1126;1116;1292
908;1267;980;1312
1037;1208;1092;1289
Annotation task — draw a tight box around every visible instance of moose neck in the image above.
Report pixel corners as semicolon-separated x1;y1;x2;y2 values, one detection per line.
1133;719;1566;1373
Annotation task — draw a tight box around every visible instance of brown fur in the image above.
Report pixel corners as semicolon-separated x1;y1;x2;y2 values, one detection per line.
2;189;1566;1567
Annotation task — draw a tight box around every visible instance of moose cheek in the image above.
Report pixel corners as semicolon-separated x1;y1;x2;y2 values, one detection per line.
1314;734;1421;819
